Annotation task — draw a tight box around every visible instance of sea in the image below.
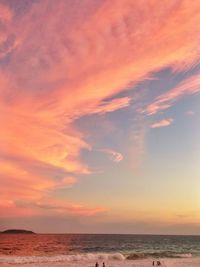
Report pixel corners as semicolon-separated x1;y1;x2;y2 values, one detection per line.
0;234;200;267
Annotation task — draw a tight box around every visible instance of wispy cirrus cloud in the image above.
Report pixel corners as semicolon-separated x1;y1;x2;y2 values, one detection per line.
151;118;174;129
0;3;19;59
15;199;106;217
0;0;200;218
90;97;131;115
99;148;123;163
141;73;200;115
185;110;195;116
0;198;106;218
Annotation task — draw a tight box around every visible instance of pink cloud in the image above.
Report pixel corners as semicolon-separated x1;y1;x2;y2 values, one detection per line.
141;73;200;115
0;3;12;23
185;110;195;116
99;148;123;163
15;199;106;217
0;3;19;59
0;198;106;218
90;97;131;115
0;201;38;218
0;0;200;217
151;118;174;128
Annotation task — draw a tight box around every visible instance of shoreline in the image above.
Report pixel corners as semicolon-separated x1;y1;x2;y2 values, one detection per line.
0;255;200;267
0;259;200;267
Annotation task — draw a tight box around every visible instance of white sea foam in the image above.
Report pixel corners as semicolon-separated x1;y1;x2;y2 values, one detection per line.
0;253;125;264
175;253;193;258
0;254;200;267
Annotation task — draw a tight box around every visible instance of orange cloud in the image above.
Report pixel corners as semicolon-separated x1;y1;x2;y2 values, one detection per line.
0;0;200;217
0;201;38;218
151;118;174;128
61;176;77;188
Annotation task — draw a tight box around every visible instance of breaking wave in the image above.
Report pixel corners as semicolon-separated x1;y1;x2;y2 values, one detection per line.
0;252;193;264
125;252;193;260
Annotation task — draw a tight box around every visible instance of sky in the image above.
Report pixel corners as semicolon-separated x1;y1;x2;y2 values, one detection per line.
0;0;200;235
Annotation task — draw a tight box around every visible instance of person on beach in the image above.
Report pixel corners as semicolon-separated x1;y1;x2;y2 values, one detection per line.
95;262;99;267
152;261;155;265
103;262;105;267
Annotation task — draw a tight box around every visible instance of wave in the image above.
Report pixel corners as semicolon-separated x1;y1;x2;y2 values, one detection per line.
175;253;193;258
125;252;193;260
0;252;193;264
0;253;125;264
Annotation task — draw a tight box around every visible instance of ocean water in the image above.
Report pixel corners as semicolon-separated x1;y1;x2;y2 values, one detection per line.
0;234;200;266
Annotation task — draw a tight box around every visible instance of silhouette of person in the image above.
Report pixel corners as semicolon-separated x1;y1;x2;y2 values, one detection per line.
95;262;99;267
103;262;105;267
152;261;155;266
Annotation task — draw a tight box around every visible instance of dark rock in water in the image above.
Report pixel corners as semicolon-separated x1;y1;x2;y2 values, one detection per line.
0;229;35;234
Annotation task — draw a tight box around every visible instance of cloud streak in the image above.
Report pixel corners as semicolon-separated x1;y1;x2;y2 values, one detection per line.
151;118;174;129
15;199;106;217
99;148;123;163
141;73;200;115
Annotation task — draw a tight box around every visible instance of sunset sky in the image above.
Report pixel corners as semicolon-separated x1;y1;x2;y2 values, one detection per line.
0;0;200;234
